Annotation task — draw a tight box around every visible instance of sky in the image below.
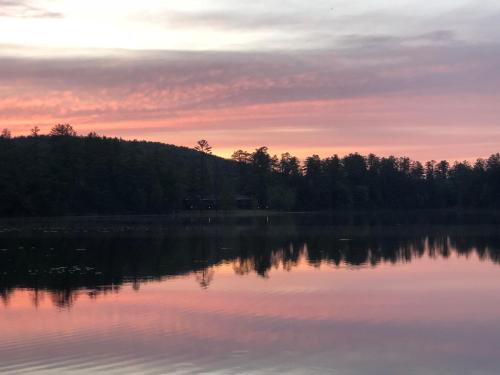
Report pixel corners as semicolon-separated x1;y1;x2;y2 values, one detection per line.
1;0;500;160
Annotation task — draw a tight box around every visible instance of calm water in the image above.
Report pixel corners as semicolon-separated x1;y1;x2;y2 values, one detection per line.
1;213;500;374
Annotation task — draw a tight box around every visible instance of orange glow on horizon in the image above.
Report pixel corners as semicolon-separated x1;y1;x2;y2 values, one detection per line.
2;93;500;162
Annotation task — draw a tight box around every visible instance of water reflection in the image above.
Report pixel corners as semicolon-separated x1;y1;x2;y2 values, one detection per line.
1;214;500;308
2;215;500;374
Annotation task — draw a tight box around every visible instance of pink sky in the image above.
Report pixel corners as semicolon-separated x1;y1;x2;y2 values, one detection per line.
1;1;500;161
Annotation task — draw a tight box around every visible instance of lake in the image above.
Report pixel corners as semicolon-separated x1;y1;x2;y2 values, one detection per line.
1;212;500;374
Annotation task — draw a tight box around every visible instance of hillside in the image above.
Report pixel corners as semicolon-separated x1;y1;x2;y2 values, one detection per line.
0;134;238;216
1;130;500;216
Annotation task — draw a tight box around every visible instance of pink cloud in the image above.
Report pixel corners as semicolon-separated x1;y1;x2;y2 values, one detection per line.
1;40;499;161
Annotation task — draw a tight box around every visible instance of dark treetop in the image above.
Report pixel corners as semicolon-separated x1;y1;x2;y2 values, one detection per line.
1;126;500;216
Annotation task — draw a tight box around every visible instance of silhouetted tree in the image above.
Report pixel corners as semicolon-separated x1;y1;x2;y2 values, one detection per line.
50;123;77;136
0;128;11;138
279;153;300;177
189;140;215;203
195;139;212;154
231;149;252;195
30;126;40;136
231;149;251;164
251;147;272;207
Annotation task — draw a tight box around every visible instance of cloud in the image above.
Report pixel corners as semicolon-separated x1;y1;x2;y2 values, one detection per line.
338;30;457;49
134;2;500;51
1;29;500;160
0;0;63;18
158;10;326;31
3;33;499;107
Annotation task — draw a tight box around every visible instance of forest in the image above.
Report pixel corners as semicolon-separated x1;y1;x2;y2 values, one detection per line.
1;124;500;216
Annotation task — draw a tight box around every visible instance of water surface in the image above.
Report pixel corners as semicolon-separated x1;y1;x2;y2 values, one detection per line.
1;213;500;374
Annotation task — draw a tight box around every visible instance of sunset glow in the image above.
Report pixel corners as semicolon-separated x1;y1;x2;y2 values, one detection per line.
1;0;500;160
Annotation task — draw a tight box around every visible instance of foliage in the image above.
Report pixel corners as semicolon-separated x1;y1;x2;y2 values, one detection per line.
1;128;11;139
0;133;236;215
194;139;212;154
1;127;500;216
49;123;77;137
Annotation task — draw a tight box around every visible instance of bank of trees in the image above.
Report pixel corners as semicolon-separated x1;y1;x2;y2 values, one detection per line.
230;147;500;210
0;126;238;215
1;125;500;215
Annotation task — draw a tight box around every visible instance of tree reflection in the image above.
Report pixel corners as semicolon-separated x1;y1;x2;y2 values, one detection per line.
195;268;215;289
1;217;500;308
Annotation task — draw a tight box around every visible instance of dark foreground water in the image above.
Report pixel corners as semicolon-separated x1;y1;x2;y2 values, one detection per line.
1;212;500;374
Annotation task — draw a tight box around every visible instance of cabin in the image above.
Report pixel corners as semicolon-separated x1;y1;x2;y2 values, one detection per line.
183;194;256;210
183;196;219;210
235;195;256;209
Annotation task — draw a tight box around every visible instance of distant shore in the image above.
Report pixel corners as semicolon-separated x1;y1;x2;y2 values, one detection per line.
2;209;500;226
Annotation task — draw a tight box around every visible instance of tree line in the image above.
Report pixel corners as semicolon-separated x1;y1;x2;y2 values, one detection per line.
1;124;500;215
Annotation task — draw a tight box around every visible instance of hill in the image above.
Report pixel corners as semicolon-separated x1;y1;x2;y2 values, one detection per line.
1;127;500;216
0;133;238;215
